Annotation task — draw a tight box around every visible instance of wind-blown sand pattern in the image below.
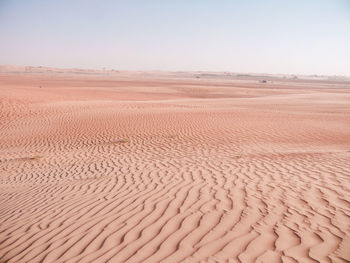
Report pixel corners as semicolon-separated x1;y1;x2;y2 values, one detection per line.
1;70;350;263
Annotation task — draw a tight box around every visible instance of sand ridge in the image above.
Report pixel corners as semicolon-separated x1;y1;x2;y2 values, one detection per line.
0;72;350;262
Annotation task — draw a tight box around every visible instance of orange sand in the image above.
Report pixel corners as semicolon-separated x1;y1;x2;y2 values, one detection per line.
1;69;350;262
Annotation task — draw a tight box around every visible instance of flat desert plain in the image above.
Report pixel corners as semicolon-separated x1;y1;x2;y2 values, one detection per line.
1;70;350;263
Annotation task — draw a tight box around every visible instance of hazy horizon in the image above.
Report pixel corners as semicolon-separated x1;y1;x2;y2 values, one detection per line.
1;0;350;76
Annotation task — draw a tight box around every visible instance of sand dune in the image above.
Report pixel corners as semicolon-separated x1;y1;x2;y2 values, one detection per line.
0;71;350;263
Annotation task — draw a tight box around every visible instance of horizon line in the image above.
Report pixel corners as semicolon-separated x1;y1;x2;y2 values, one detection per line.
1;64;350;79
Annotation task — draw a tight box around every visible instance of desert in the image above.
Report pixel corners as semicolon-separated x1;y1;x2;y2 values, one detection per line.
0;67;349;262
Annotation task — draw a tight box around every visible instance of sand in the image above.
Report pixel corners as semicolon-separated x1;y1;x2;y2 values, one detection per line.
0;69;350;263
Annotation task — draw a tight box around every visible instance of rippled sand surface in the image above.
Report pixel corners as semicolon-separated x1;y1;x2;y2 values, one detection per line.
1;72;350;262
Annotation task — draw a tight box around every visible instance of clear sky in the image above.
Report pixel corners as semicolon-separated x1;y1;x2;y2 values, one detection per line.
1;0;350;75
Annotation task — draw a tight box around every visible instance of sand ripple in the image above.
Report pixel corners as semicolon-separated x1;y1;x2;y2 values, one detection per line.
1;73;350;262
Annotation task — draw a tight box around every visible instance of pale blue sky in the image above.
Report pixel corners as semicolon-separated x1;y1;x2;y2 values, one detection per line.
1;0;350;75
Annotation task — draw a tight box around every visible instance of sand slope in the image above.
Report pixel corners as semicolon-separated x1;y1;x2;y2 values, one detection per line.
1;72;350;263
